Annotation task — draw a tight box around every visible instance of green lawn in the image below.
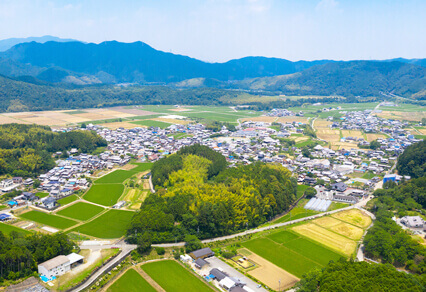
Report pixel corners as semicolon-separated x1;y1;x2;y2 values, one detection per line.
71;210;134;238
84;184;124;206
57;194;78;205
274;199;319;224
362;172;376;179
20;210;78;229
267;230;299;244
142;260;212;292
0;222;32;235
131;120;172;129
0;205;7;211
242;237;322;278
95;170;136;184
36;192;49;199
283;237;343;266
57;202;105;221
129;163;153;173
108;268;156;292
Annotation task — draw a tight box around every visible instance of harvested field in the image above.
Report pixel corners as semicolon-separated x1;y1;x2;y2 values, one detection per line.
74;112;108;120
312;217;342;229
170;108;192;112
341;130;364;139
23;116;67;126
247;251;299;291
0;115;25;124
110;107;158;116
292;223;356;256
375;111;426;121
276;116;309;124
331;142;359;150
331;209;372;228
366;133;387;141
330;222;364;240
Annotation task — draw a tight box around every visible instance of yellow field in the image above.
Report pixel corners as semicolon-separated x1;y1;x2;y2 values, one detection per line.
366;133;387;142
292;223;357;256
330;222;364;240
331;209;372;228
153;118;189;125
314;120;341;142
375;111;426;122
0;115;29;124
170;108;193;112
276;116;309;124
330;142;359;150
312;217;342;228
246;251;299;291
341;130;364;139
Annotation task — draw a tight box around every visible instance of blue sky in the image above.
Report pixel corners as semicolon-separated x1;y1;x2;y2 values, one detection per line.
1;0;425;62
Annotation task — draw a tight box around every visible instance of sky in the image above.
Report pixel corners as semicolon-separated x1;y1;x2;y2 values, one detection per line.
1;0;425;62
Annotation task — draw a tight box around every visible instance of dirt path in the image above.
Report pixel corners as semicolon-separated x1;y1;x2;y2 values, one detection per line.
136;266;166;292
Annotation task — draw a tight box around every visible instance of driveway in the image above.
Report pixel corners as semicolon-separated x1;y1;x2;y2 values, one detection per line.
205;256;267;292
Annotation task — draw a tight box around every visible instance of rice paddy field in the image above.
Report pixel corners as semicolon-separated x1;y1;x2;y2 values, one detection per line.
70;209;134;238
0;222;32;235
57;202;105;221
20;210;78;229
331;209;372;228
141;260;213;292
95;170;136;184
57;194;78;206
83;184;124;206
107;269;156;292
131;120;172;129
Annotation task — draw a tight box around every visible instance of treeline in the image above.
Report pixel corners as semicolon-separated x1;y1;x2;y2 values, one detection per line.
297;259;425;292
0;124;107;177
0;231;74;282
128;145;296;243
364;178;426;273
0;75;246;112
396;140;425;179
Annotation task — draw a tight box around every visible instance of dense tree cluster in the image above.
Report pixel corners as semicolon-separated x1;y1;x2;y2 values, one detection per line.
128;145;296;244
364;178;426;273
297;259;425;292
0;231;74;282
0;124;107;177
396;140;426;179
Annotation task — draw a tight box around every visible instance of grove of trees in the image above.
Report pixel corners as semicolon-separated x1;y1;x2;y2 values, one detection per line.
396;140;426;179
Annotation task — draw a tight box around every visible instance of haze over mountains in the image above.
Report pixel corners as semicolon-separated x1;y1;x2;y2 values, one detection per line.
0;37;425;105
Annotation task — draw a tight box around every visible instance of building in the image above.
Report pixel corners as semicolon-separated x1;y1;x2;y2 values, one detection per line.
333;195;358;204
331;182;347;192
383;174;397;183
401;216;424;228
194;258;209;269
38;253;84;279
189;247;215;260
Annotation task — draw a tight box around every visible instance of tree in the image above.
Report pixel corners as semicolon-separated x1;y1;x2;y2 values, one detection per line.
81;123;87;129
184;235;203;253
304;187;317;198
369;139;381;150
33;179;41;188
137;232;152;254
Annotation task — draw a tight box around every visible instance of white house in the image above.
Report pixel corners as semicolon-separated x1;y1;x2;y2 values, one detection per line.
38;253;84;279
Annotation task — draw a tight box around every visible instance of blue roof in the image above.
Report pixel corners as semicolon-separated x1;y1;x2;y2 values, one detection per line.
0;214;11;220
7;200;17;205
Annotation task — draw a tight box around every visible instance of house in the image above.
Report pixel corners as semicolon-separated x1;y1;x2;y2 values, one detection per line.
401;216;424;228
189;247;215;260
0;179;13;189
42;197;57;210
194;258;209;269
331;182;347;192
12;177;23;184
38;253;84;279
209;268;227;281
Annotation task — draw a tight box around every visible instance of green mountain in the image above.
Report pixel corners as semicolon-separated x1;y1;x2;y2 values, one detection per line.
228;61;426;99
0;41;330;83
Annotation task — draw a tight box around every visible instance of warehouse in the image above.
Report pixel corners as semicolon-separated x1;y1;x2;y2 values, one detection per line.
38;253;84;280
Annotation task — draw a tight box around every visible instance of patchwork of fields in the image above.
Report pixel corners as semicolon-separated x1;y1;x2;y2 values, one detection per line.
108;268;156;292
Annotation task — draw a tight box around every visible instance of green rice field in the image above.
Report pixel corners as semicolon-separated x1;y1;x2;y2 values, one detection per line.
107;269;156;292
71;210;134;238
0;222;32;235
95;170;136;184
142;260;212;292
57;194;78;205
84;184;124;206
129;163;153;173
20;210;78;229
57;202;105;221
242;237;323;278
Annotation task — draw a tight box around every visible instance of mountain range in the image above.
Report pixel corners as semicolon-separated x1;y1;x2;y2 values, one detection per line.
0;37;425;103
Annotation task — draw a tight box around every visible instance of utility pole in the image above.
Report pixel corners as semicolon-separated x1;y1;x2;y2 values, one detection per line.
279;279;281;292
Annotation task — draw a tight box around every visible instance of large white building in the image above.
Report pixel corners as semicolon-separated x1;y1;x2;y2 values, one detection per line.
38;253;84;279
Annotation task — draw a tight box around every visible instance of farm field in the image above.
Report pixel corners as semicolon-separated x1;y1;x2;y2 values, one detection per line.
57;202;105;221
273;199;319;224
71;209;134;238
131;119;172;128
340;130;364;139
375;110;426;121
57;194;78;205
331;209;372;228
242;237;322;278
291;223;356;256
246;251;299;291
83;184;124;206
0;222;32;235
95;169;136;184
107;268;156;292
20;210;78;229
141;260;213;292
128;162;153;173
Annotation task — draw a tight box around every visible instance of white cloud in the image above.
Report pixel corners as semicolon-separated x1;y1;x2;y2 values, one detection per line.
315;0;342;13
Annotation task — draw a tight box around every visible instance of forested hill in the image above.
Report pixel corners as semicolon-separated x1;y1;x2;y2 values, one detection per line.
0;124;107;177
227;61;426;99
128;144;297;243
